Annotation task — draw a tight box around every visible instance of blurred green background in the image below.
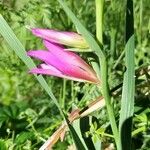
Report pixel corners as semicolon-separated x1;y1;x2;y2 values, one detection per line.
0;0;149;149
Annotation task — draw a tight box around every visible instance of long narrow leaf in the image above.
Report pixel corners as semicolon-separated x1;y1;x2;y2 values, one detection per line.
64;115;87;150
119;35;135;150
72;119;88;150
0;14;63;116
119;0;135;149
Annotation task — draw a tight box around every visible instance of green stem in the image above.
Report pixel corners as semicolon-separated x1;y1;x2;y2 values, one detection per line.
95;0;104;44
12;0;17;7
110;28;117;60
103;133;114;138
139;0;143;45
62;79;67;109
113;50;125;69
95;0;120;148
100;58;120;149
71;81;74;101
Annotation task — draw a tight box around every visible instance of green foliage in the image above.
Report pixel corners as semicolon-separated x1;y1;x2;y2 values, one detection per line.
0;0;149;149
15;132;34;145
0;139;7;150
65;117;87;150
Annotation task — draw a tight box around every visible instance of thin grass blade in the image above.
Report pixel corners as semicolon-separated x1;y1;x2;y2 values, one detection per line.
64;115;87;150
72;119;88;150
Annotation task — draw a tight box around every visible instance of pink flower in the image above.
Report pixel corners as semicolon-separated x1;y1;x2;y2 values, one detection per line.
31;28;89;48
27;40;99;84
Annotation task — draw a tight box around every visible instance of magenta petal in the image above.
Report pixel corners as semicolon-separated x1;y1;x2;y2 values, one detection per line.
32;28;76;42
40;64;62;74
27;50;99;83
32;28;89;48
29;64;94;83
44;40;97;76
29;64;64;78
27;50;67;75
43;41;65;52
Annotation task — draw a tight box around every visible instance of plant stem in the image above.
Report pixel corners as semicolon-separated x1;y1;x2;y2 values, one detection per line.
95;0;104;44
113;50;125;69
12;0;17;7
95;0;120;148
71;81;74;101
110;28;117;60
100;57;120;149
62;79;67;109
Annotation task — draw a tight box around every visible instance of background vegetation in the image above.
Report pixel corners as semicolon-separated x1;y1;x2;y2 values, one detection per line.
0;0;149;149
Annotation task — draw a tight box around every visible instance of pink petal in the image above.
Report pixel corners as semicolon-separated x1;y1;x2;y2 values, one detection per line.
44;40;97;77
29;65;95;83
32;28;89;48
27;50;99;83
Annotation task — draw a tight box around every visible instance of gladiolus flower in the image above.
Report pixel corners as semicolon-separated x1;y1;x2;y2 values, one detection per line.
31;28;89;48
27;40;99;84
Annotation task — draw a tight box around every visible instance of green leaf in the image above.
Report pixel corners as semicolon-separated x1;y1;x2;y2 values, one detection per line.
93;140;101;150
64;115;86;150
15;132;34;144
68;124;86;150
0;14;63;117
119;35;135;149
119;0;135;149
80;117;100;150
0;139;7;150
72;119;88;150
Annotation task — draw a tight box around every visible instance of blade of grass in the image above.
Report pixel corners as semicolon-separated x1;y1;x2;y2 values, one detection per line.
119;0;135;149
113;50;125;70
64;115;87;150
72;119;89;150
0;14;63;117
119;35;135;150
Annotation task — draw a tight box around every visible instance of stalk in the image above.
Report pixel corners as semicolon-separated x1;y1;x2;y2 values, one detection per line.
62;79;67;109
95;0;104;44
100;57;120;149
95;0;120;148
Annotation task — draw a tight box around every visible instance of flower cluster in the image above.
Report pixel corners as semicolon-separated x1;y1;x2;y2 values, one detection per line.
27;28;99;84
